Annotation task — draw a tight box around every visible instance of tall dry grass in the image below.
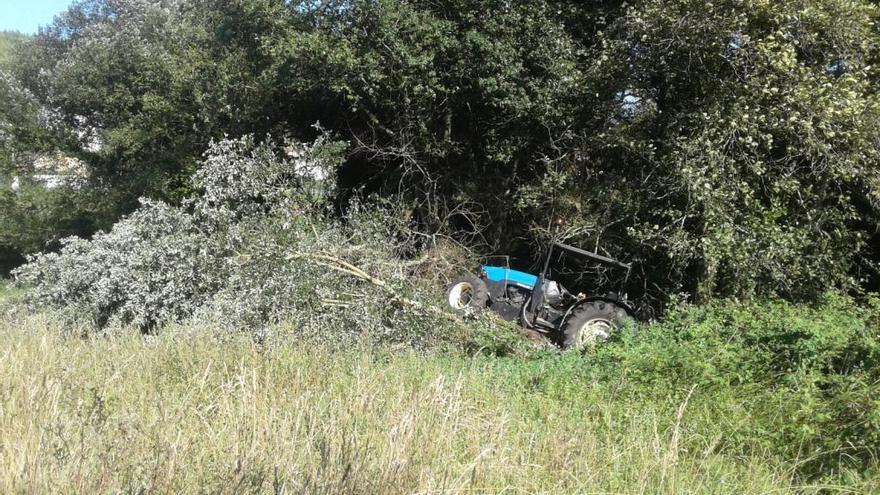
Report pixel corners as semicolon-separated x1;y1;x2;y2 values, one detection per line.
0;315;832;494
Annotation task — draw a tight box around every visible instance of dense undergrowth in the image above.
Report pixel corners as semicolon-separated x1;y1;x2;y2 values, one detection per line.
1;315;878;494
593;295;880;482
5;281;880;487
5;136;880;490
10;136;509;351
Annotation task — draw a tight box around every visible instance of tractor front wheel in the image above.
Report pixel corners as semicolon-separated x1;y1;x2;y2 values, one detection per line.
561;301;632;350
445;276;489;313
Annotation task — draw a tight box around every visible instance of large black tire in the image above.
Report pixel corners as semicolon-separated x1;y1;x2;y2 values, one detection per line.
561;300;632;350
445;275;490;313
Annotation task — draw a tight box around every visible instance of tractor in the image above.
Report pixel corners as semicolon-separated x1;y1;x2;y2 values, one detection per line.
446;242;636;349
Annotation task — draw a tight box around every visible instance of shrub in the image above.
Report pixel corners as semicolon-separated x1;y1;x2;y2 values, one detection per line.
0;179;114;276
13;135;492;350
592;294;880;478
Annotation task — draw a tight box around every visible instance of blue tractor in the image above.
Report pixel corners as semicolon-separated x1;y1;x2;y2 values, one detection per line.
445;242;636;349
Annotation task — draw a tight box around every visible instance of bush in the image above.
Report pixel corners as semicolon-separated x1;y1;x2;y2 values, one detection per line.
0;178;115;276
13;135;499;350
592;294;880;478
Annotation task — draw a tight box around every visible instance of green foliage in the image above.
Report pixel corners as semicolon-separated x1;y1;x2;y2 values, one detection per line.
3;0;880;303
3;3;880;487
6;300;880;487
0;31;26;67
586;0;880;301
456;313;543;357
12;135;489;351
0;279;22;301
591;294;880;478
0;181;112;275
3;317;846;493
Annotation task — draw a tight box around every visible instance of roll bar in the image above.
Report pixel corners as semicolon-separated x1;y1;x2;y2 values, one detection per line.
526;241;632;325
551;242;631;270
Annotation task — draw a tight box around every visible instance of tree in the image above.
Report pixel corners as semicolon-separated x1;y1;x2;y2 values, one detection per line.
5;0;879;305
0;31;27;67
572;0;880;301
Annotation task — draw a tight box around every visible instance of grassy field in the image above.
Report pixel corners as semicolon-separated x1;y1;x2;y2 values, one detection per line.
1;315;867;494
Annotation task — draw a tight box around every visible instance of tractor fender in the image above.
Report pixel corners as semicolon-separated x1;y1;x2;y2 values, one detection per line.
560;296;637;329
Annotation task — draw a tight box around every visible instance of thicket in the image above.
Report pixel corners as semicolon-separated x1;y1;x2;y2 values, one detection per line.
1;0;878;305
6;284;880;482
589;295;880;479
12;135;518;351
8;134;880;480
0;31;113;276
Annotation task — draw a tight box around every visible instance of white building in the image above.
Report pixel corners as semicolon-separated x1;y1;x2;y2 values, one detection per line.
9;152;88;191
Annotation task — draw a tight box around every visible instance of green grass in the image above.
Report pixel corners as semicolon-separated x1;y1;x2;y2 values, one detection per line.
2;315;871;494
0;279;23;303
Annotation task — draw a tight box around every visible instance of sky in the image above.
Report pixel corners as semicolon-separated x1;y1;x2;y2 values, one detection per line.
0;0;75;34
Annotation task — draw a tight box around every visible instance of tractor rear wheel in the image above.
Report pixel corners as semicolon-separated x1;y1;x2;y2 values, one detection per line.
561;301;632;350
445;276;489;313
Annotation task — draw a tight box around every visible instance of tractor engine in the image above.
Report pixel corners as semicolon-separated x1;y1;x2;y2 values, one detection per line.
543;281;565;306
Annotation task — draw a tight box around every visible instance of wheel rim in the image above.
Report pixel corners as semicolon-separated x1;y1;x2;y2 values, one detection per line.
448;282;475;310
576;318;615;348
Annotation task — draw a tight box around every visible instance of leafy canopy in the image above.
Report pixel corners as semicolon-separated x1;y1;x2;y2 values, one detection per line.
4;0;880;305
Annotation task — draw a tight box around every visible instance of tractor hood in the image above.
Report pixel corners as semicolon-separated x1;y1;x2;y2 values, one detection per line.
482;266;538;289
